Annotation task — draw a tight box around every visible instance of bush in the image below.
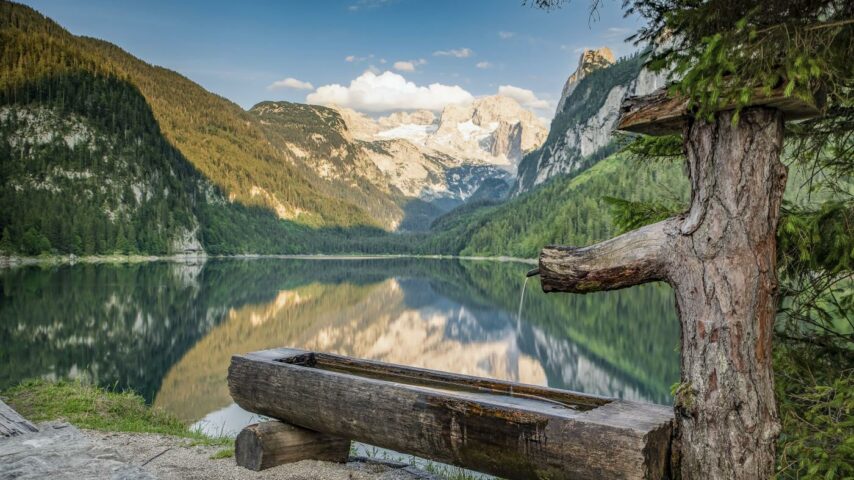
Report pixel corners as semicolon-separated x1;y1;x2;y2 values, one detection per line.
21;228;51;255
774;342;854;479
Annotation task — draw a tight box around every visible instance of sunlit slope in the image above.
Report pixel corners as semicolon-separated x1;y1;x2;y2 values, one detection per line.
248;101;405;228
0;1;379;229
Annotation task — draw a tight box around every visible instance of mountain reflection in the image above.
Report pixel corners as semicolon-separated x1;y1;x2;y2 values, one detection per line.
0;258;679;425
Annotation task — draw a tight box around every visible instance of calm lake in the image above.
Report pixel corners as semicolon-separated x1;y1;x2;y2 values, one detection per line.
0;257;679;436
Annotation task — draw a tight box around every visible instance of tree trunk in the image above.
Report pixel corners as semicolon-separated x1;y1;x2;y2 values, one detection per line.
538;107;786;479
669;108;785;479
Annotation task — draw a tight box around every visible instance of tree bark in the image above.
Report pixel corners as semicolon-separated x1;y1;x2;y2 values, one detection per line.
538;107;786;480
539;220;674;294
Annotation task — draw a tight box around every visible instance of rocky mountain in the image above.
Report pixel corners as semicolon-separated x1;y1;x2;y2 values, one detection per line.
554;48;616;114
248;101;404;228
249;100;519;230
334;95;544;203
249;95;543;229
513;48;667;194
365;96;546;171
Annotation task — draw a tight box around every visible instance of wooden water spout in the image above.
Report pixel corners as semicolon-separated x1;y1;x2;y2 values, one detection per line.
228;348;674;479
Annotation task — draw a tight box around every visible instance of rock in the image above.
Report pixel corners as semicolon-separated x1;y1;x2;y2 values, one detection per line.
554;47;616;115
324;95;543;212
0;422;156;479
427;95;546;168
377;110;436;130
81;429;444;480
513;46;669;194
170;227;205;256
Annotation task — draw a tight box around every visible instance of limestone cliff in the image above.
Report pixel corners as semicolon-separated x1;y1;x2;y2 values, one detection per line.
554;48;616;114
513;49;667;194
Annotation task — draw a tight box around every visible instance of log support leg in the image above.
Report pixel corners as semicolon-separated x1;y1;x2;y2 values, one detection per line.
235;420;351;471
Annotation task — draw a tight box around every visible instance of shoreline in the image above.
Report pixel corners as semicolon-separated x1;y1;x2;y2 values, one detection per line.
0;252;537;269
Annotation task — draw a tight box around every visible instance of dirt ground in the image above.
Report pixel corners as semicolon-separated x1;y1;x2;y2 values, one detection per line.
0;422;438;480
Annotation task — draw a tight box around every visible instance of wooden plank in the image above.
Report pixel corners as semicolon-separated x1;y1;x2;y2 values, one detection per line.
618;86;821;135
228;348;674;480
0;399;38;437
235;420;350;471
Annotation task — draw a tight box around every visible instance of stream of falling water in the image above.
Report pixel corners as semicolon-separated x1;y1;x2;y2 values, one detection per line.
516;276;529;332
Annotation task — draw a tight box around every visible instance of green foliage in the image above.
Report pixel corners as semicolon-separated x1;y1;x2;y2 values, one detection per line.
1;379;228;445
622;134;683;162
20;228;51;255
779;200;853;277
0;72;201;255
628;0;852;121
774;342;853;479
777;200;853;351
603;197;682;233
426;153;689;258
210;448;234;459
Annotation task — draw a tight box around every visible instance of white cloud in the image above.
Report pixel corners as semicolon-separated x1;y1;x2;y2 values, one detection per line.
433;48;473;58
498;31;515;39
306;70;473;112
497;85;550;110
267;77;314;90
345;54;373;63
475;61;492;69
393;59;426;72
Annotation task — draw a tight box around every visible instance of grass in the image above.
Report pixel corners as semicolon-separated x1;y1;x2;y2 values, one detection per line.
210;447;235;459
1;379;230;447
4;380;488;474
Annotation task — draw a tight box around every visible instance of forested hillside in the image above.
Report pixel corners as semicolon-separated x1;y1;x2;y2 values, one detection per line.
78;36;377;229
0;0;388;254
421;153;690;257
248;101;405;227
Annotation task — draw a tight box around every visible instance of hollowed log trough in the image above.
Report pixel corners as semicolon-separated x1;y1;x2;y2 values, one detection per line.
228;348;674;479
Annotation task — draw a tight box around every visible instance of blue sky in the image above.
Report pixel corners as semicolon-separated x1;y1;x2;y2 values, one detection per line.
21;0;644;117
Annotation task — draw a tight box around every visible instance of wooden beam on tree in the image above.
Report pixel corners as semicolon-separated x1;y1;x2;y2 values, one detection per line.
539;220;675;293
618;86;821;136
235;420;350;471
228;348;675;480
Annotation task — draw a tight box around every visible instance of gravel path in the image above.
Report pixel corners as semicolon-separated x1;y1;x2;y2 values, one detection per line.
0;422;438;480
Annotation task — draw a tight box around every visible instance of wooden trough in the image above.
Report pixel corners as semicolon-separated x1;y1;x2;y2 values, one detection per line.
228;348;674;480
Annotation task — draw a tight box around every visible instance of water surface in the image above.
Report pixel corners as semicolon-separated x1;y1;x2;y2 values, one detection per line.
0;258;679;435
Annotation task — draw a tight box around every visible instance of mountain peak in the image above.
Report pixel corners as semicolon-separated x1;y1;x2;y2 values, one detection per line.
579;47;615;67
554;47;616;114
